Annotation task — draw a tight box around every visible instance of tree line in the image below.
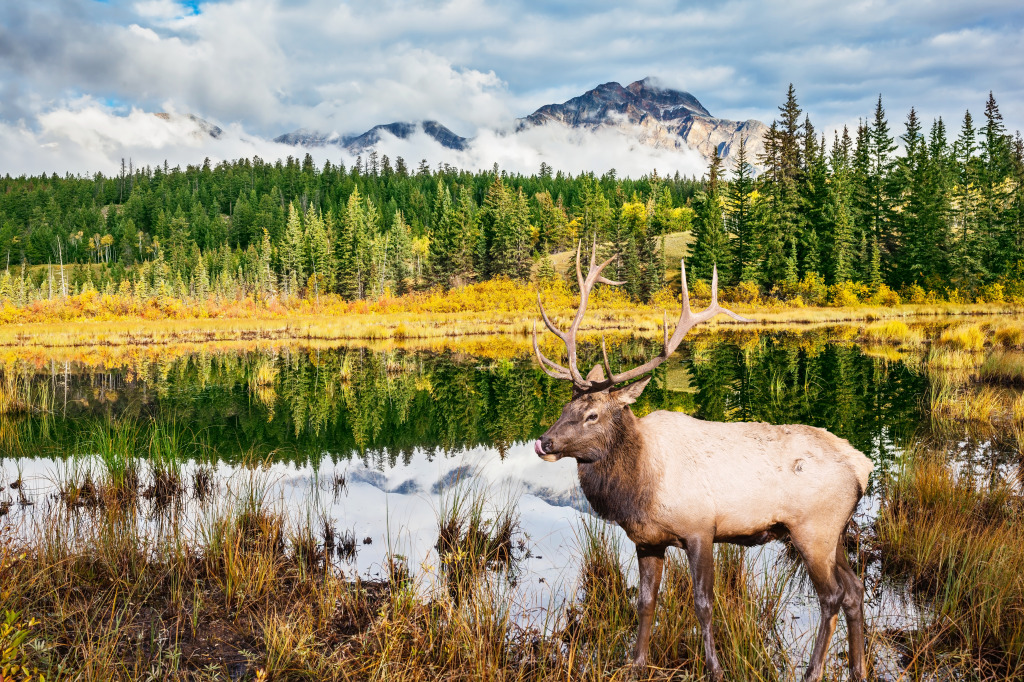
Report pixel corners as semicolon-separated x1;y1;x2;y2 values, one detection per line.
0;85;1021;305
0;153;693;303
690;86;1024;300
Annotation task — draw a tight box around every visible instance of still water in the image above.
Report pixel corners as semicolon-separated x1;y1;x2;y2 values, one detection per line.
0;331;1007;667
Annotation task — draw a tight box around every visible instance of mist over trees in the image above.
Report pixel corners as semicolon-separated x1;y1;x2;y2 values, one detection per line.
0;86;1021;305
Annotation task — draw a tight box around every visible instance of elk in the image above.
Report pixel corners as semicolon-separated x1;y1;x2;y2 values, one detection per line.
532;240;872;682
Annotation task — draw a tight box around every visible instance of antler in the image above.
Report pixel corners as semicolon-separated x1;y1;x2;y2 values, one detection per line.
534;250;752;392
533;236;624;388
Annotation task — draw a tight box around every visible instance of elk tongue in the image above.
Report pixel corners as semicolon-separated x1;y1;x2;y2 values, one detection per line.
534;440;546;456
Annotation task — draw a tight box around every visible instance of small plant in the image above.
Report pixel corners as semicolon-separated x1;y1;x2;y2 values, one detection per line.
0;610;44;682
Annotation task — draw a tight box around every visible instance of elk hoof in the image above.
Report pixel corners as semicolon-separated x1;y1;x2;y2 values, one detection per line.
632;654;648;669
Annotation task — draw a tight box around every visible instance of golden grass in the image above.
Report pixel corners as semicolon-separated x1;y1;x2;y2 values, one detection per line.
937;323;986;350
865;319;923;346
978;349;1024;385
876;446;1024;677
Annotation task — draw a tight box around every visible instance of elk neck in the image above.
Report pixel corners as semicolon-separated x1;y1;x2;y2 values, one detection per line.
576;406;656;529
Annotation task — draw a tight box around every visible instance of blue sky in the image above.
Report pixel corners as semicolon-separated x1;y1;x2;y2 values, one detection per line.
1;0;1022;174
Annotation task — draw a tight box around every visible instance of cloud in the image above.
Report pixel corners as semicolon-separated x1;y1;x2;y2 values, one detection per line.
348;123;708;178
0;98;705;179
0;104;302;177
1;0;1022;176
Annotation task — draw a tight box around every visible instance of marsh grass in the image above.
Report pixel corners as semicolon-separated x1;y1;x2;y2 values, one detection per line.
978;349;1024;385
434;478;522;601
876;445;1024;677
937;323;987;351
865;320;922;346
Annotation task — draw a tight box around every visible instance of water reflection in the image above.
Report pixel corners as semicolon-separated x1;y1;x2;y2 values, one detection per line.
0;335;928;467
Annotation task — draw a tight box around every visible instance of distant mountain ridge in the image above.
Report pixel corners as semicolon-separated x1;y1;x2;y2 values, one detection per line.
517;78;767;164
166;78;767;169
274;120;468;151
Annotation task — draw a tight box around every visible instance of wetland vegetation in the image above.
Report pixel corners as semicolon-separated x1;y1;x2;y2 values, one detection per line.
0;321;1023;680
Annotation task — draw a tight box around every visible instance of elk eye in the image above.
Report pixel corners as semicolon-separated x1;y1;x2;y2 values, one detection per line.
584;412;598;423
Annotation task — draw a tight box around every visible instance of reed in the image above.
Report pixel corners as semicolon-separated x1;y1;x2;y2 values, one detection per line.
876;445;1024;677
937;323;986;351
864;319;922;346
978;349;1024;385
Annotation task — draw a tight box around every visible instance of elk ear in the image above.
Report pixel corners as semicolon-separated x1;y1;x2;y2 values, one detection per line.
585;364;606;382
610;376;651;405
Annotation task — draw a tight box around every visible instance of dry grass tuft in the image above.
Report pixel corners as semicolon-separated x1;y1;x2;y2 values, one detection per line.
876;446;1024;677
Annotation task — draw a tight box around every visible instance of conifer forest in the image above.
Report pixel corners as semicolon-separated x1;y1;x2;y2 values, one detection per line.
0;87;1021;308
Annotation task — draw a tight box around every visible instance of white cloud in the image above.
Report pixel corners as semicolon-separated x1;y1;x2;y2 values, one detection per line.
0;0;1022;176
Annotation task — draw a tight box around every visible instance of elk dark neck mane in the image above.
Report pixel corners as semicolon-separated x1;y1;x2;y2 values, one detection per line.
576;407;655;527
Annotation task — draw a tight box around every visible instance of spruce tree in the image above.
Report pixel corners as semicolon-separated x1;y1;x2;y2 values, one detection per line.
980;92;1013;276
690;148;731;284
867;95;897;285
726;137;755;284
823;128;855;285
281;202;305;295
336;188;365;299
951;110;983;289
428;180;458;288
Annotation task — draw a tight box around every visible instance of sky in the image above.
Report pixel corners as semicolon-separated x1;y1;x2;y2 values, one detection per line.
1;0;1023;177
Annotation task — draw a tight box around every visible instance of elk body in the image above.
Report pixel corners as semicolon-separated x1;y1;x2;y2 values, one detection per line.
533;242;872;682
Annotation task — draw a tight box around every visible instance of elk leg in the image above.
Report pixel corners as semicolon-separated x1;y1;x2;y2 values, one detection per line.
634;543;665;667
835;541;866;681
792;534;845;682
685;535;723;682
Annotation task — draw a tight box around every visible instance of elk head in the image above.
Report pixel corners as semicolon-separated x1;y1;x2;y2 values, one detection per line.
533;238;749;463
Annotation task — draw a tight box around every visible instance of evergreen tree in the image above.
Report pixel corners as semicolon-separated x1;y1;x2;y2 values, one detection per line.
823;128;855;284
281;201;305;295
336;188;365;299
951;110;983;288
725;137;755;284
980;92;1013;276
304;206;333;295
690;148;731;284
391;210;414;296
867;95;897;286
427;180;458;288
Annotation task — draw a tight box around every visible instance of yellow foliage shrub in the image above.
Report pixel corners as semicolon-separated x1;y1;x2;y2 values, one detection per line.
829;281;861;307
869;284;901;307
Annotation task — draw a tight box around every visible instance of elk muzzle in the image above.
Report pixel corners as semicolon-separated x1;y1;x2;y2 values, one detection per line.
534;437;561;462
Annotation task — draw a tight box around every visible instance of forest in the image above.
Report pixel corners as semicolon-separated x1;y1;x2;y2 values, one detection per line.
0;86;1022;308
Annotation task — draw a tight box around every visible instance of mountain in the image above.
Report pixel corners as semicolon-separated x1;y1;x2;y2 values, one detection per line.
273;78;766;169
518;78;767;164
153;112;223;139
274;120;468;152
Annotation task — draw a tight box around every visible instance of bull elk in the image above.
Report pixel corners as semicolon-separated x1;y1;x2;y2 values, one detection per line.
532;240;872;682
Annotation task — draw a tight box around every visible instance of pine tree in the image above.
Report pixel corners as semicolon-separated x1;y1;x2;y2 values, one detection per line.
980;92;1013;277
391;210;413;295
281;201;305;295
428;180;458;288
867;95;897;286
798;120;827;278
690;148;730;284
336;188;365;299
823;128;855;285
921;117;954;286
894;107;927;286
725;137;755;284
850;121;873;281
304;206;333;295
618;199;649;299
951;110;983;288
